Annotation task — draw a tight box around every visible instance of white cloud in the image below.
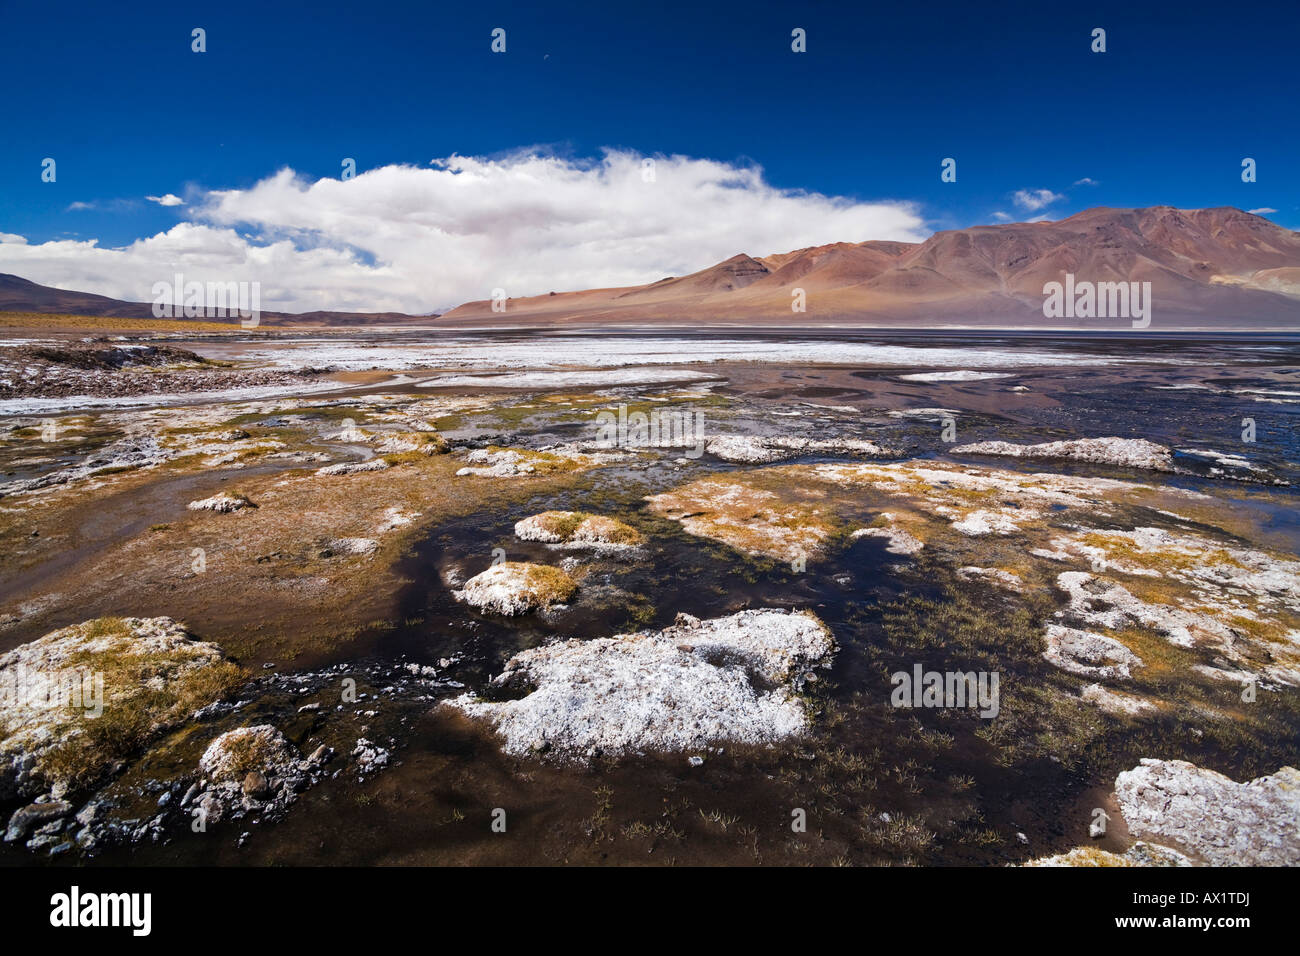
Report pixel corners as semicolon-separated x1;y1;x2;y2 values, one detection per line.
1012;188;1065;212
991;211;1012;222
66;201;96;211
1073;177;1098;186
0;151;927;313
1248;207;1278;215
147;193;185;207
0;233;27;244
0;224;383;310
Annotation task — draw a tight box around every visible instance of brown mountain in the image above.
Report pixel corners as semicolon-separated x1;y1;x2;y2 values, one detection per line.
0;273;433;327
4;206;1299;330
441;206;1300;329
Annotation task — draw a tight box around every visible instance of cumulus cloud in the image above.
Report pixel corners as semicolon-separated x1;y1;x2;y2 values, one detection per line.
0;151;926;313
0;224;387;311
1012;188;1065;212
147;193;185;207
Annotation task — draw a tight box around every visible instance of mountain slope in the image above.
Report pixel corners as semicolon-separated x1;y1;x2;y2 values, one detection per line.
440;206;1300;328
0;273;432;326
3;207;1298;330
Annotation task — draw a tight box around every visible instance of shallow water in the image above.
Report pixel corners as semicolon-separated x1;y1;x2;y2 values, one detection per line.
4;330;1299;866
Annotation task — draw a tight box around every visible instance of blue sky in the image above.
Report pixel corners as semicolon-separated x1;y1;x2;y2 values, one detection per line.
1;0;1296;310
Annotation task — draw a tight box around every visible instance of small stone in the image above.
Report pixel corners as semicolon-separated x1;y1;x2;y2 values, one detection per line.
242;771;270;799
5;801;72;843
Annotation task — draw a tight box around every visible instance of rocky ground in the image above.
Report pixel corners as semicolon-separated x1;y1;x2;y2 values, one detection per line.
0;333;1297;865
0;342;324;400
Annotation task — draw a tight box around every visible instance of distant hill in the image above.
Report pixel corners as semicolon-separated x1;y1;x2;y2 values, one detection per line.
0;273;434;327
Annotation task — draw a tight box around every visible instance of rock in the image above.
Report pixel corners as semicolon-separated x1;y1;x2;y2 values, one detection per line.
1125;842;1194;867
376;507;419;533
5;800;71;842
200;726;299;784
374;432;447;455
1042;624;1143;680
0;617;240;800
1025;842;1193;867
647;477;838;560
1042;535;1300;686
0;435;171;497
1081;683;1157;717
705;434;889;464
187;492;256;513
318;459;388;476
446;608;835;761
852;523;925;555
1114;759;1300;866
195;725;304;824
456;444;624;478
899;370;1013;382
951;509;1026;536
454;562;578;616
515;511;642;548
952;437;1174;472
324;537;379;557
75;801;101;827
956;566;1021;588
241;771;269;798
351;738;389;775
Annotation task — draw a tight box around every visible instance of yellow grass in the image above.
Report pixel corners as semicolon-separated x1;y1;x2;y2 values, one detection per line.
0;311;249;333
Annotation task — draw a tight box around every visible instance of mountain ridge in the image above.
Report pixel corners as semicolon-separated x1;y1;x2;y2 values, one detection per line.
3;206;1299;329
438;205;1300;328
